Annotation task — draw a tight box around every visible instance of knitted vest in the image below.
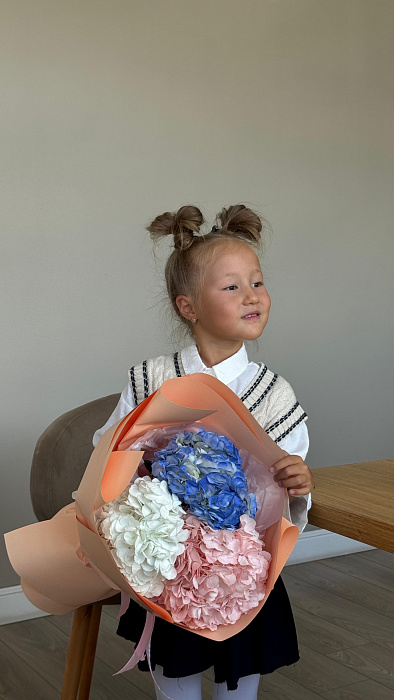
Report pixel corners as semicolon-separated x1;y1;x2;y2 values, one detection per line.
128;352;307;444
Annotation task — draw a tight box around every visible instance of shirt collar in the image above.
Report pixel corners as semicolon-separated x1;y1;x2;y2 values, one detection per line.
181;344;249;385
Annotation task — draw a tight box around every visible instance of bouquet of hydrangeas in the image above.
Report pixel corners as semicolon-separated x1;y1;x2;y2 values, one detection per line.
5;374;298;644
97;426;271;630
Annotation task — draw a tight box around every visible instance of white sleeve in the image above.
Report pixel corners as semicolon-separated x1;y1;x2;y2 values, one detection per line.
278;421;312;533
92;382;136;447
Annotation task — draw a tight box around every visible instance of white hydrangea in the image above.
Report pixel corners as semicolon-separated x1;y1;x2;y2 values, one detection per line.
98;476;189;597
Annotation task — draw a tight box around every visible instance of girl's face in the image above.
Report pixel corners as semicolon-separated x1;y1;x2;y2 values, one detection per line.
187;243;271;352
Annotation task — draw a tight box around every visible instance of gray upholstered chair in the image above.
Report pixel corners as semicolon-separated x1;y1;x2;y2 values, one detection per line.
30;394;121;700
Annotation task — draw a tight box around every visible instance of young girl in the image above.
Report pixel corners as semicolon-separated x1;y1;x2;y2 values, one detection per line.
93;204;313;700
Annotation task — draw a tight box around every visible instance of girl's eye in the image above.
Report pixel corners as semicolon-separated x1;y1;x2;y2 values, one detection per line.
224;285;237;291
252;281;264;288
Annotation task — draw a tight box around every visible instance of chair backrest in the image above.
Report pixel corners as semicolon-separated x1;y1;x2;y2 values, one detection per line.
30;394;120;521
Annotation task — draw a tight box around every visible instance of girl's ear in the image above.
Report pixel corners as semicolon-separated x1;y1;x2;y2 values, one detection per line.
176;295;196;321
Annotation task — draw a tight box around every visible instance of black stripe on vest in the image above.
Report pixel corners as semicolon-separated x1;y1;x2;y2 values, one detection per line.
275;412;308;444
129;366;138;406
173;352;182;377
248;373;278;413
240;365;267;402
266;402;300;434
142;360;149;399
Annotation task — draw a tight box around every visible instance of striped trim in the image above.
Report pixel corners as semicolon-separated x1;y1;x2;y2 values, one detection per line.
129;366;138;406
173;352;182;378
142;360;149;399
275;412;308;443
240;365;267;402
266;402;300;434
248;373;278;413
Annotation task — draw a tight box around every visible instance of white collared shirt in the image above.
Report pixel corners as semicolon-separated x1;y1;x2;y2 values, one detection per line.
93;344;311;531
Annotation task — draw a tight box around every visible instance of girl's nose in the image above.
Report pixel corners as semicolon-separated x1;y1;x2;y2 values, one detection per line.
244;287;259;304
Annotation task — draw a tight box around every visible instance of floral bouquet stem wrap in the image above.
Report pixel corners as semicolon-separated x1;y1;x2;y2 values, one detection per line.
5;374;299;642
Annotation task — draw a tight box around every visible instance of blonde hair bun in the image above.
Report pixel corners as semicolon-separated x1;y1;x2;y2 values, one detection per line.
147;205;204;252
216;204;262;245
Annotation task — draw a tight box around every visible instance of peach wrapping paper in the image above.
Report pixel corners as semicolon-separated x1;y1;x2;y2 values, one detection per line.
5;374;299;641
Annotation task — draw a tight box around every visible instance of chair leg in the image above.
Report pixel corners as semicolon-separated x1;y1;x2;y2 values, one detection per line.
78;603;103;700
61;605;93;700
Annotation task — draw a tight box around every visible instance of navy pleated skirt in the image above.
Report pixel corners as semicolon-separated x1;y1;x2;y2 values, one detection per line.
116;575;299;691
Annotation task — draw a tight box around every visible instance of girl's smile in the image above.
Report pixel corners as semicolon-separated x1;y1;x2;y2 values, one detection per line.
242;312;261;320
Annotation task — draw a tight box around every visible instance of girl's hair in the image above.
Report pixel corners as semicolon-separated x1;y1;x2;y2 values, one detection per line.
147;204;267;335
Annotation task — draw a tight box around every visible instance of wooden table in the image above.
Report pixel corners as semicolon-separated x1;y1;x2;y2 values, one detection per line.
308;458;394;553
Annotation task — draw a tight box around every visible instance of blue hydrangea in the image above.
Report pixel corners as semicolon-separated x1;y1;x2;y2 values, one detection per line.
151;429;257;530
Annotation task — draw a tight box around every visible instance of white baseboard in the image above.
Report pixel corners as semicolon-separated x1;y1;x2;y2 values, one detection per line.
0;530;373;626
285;528;373;566
0;585;49;626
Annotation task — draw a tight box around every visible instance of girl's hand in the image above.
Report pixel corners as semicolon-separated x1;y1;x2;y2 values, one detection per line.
269;453;314;497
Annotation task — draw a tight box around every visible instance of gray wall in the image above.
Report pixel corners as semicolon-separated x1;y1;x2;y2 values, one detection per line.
1;0;393;587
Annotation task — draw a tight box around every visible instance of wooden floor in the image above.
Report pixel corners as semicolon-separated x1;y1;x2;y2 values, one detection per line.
0;549;394;699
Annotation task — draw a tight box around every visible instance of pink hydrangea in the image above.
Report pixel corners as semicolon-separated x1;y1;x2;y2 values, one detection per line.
153;514;271;631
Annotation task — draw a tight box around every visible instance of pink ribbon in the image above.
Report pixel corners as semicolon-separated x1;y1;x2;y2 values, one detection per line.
114;606;155;675
114;596;174;700
116;591;131;620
